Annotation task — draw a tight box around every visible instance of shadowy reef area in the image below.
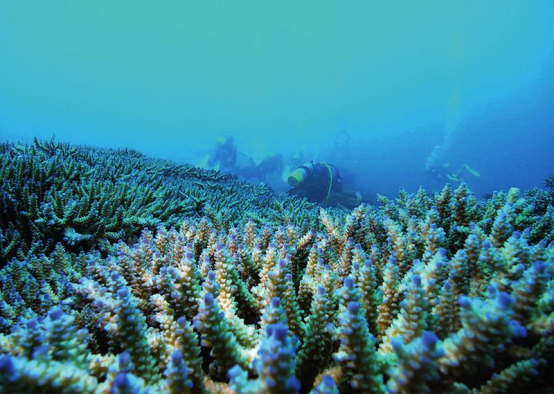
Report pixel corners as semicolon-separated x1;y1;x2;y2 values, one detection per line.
0;138;553;393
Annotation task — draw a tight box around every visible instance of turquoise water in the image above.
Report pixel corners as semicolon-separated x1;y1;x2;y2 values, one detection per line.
1;0;553;197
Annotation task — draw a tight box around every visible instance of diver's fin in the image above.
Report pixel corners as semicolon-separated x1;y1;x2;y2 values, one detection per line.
465;165;481;177
197;154;210;169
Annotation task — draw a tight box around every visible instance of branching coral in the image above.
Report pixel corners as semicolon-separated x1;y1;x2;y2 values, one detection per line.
386;331;444;394
0;139;319;266
333;301;385;393
0;140;553;393
229;323;300;394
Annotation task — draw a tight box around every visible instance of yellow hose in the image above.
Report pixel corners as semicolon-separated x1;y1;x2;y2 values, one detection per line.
321;162;333;206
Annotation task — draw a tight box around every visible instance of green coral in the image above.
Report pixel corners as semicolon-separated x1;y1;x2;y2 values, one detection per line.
0;140;553;393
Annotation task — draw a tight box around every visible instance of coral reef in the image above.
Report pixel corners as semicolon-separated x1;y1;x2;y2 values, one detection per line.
0;138;317;267
0;139;553;393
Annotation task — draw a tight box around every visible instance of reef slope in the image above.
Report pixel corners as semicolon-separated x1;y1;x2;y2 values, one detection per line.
0;139;553;393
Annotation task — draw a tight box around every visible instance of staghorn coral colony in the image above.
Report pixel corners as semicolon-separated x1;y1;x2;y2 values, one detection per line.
0;139;553;393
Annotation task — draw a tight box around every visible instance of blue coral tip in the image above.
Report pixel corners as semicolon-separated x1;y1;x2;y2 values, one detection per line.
438;248;447;257
117;288;128;298
487;285;497;297
510;320;527;337
347;301;360;314
287;376;301;391
0;355;17;382
270;297;281;308
114;373;131;388
32;345;49;359
317;286;325;296
170;350;183;363
391;337;404;352
185;252;194;260
207;271;216;281
48;307;64;320
110;271;120;281
228;364;243;379
344;276;354;289
118;351;131;365
321;375;336;387
532;261;546;272
268;323;288;340
412;274;422;286
26;319;38;329
457;296;471;309
421;331;438;348
216;242;224;251
497;292;514;309
203;292;214;304
77;328;88;337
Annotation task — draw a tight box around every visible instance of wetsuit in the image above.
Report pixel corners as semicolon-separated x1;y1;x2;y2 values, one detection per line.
289;162;342;204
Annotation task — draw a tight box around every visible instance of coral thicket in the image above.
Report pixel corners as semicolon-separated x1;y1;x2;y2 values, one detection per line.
0;139;553;393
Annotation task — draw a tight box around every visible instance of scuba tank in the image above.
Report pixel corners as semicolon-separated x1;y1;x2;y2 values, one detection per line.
287;163;314;187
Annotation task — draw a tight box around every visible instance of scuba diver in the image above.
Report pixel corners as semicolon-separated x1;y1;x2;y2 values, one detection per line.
287;162;343;206
229;153;284;185
428;163;481;183
207;136;238;172
249;154;284;183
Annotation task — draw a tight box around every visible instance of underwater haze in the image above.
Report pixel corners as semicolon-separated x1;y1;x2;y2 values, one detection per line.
3;3;554;392
1;0;553;198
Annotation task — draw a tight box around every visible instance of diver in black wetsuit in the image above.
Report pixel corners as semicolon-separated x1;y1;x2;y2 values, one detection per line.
287;162;343;205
